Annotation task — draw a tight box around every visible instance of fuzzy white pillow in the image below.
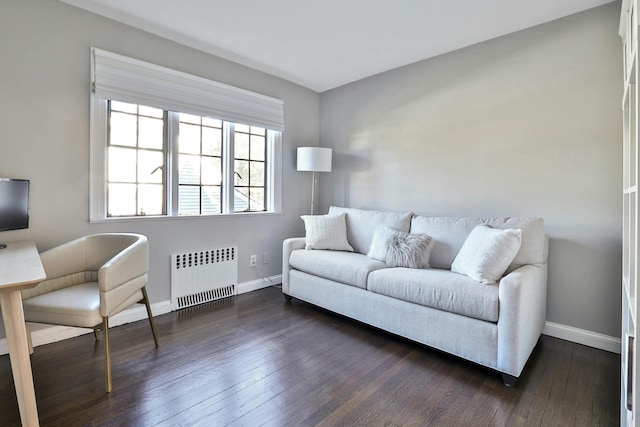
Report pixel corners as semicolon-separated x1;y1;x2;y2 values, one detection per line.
451;224;522;284
301;213;354;251
367;226;433;268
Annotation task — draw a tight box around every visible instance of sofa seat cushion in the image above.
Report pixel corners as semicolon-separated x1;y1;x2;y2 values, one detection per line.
367;268;499;322
289;249;387;289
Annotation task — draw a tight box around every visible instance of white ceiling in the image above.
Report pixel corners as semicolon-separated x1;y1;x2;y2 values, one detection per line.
60;0;616;93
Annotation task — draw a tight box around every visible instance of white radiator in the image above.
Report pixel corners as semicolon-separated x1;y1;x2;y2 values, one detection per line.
171;247;238;310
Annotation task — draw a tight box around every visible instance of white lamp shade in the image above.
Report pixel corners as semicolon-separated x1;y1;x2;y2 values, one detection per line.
297;147;332;172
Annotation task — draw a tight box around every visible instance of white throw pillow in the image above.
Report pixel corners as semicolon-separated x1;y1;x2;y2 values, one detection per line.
367;226;433;268
301;213;354;251
367;226;393;262
451;224;522;284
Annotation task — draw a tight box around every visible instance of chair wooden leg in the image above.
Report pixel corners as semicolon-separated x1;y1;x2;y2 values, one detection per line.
141;287;159;348
25;323;33;355
102;317;112;393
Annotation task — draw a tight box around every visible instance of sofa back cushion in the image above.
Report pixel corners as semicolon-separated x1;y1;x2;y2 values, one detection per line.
410;216;546;271
328;206;413;255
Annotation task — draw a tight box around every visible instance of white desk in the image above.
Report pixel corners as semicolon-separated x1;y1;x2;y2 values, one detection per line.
0;241;45;427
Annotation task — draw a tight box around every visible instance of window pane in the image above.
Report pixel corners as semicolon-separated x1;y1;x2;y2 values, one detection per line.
250;126;265;135
234;187;248;212
179;123;201;154
250;161;265;186
201;157;221;185
250;135;265;161
235;132;249;159
138;105;163;118
138;184;163;215
203;117;221;127
110;101;137;114
234;160;248;186
138;116;163;149
249;187;265;211
108;183;136;216
179;113;201;125
235;123;250;133
179;155;201;184
138;150;164;184
202;127;222;156
110;112;137;147
178;185;200;215
201;186;221;214
108;146;137;182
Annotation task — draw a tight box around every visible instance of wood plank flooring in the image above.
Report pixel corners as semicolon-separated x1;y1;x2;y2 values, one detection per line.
0;286;620;426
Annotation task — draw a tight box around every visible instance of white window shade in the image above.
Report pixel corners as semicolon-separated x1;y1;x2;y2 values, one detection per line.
91;48;285;132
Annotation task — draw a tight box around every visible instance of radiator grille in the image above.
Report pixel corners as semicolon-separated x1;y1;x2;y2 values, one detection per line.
171;247;238;310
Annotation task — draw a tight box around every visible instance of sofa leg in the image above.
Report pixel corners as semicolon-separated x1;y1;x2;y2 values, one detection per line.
283;293;292;303
502;373;517;387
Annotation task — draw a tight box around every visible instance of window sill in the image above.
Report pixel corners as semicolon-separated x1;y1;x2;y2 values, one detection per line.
89;210;282;224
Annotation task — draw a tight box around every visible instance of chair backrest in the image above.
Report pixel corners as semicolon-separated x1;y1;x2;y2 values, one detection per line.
22;233;148;300
86;233;144;270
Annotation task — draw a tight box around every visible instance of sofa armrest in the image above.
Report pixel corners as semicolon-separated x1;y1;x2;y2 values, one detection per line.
282;237;306;294
497;262;548;377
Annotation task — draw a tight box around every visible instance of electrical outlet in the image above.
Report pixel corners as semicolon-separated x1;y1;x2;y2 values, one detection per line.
262;252;269;265
250;254;257;267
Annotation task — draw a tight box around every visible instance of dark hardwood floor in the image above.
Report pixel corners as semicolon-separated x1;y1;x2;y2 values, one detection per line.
0;286;620;426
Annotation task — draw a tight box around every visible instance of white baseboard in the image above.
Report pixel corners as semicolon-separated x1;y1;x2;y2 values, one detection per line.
0;275;282;356
543;321;621;354
237;274;282;294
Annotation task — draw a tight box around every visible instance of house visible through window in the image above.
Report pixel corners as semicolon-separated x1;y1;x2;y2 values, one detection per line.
90;48;283;222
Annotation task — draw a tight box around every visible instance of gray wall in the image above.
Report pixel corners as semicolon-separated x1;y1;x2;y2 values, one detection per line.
0;0;318;339
0;0;623;342
319;4;622;337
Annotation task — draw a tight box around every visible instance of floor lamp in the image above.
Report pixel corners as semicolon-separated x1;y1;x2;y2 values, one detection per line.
297;147;332;215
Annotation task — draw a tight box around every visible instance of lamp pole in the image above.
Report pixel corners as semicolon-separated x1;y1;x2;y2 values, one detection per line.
311;170;317;215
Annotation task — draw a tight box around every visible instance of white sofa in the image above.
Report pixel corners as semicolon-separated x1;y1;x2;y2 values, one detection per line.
282;206;548;385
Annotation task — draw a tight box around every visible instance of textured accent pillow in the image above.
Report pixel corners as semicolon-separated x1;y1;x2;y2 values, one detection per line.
367;226;433;268
451;224;522;284
301;213;354;251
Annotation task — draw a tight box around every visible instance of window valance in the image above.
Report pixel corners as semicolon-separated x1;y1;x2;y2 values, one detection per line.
91;48;285;131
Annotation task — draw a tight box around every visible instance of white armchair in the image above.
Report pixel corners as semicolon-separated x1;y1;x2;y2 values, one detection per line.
21;233;159;392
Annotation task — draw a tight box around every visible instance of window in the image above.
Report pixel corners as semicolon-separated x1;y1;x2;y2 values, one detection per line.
107;101;165;217
90;48;283;221
233;124;266;212
177;113;223;215
104;100;277;218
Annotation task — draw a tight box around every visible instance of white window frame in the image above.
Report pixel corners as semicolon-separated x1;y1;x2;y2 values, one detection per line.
89;48;283;222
